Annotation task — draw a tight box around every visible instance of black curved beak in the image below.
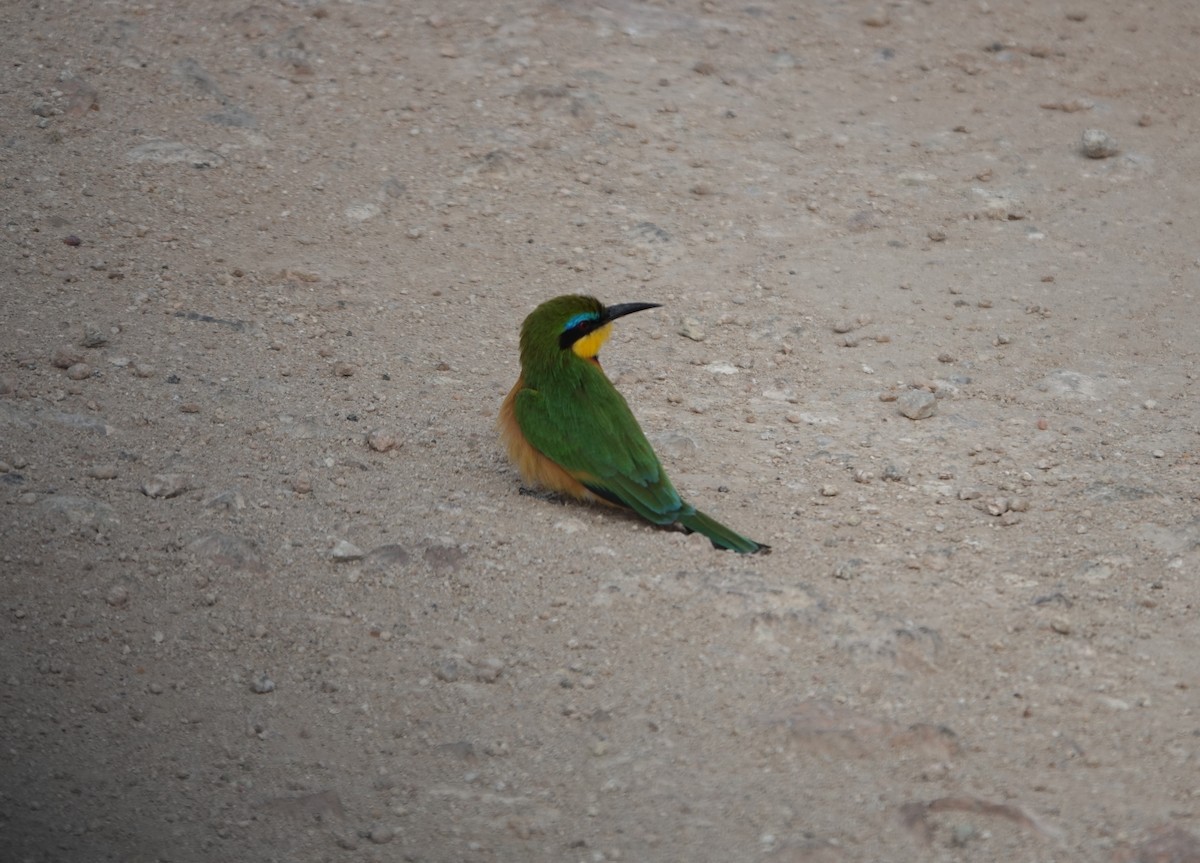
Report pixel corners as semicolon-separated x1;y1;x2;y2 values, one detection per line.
603;302;661;323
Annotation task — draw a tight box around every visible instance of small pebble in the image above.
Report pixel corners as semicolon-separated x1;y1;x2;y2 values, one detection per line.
819;484;839;497
87;464;119;480
81;328;109;348
105;584;130;607
330;540;365;561
862;7;889;26
290;475;313;494
132;363;155;378
652;432;698;459
833;560;860;580
678;318;706;342
333;362;356;377
897;389;937;420
52;346;85;369
1081;128;1119;159
180;402;200;414
473;657;504;683
367;430;399;453
1041;98;1093;113
368;825;395;845
250;673;276;694
141;474;188;499
206;492;246;513
67;363;92;381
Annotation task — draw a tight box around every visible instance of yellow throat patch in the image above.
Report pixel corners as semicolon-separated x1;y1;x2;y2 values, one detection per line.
571;322;613;360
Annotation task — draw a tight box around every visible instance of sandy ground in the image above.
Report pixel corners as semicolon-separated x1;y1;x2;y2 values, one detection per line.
3;1;1200;860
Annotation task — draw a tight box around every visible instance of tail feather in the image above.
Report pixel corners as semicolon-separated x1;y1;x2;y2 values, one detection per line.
677;508;768;554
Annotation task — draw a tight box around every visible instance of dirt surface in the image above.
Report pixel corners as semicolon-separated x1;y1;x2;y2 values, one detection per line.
3;1;1200;860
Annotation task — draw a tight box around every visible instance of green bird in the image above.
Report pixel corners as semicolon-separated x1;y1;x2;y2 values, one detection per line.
499;294;767;553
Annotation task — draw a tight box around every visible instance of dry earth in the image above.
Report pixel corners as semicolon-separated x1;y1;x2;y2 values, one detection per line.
3;1;1200;861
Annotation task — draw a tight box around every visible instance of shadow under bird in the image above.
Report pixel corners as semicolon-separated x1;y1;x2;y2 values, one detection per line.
499;294;768;554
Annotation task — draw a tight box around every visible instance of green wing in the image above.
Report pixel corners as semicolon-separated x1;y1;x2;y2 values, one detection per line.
515;367;768;554
514;370;685;524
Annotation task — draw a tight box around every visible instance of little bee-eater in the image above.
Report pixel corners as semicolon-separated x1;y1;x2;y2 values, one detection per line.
500;294;767;553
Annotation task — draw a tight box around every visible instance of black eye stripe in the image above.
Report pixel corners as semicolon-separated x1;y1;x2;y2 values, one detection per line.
558;319;597;350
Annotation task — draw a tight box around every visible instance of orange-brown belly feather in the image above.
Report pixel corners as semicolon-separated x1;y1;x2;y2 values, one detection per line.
499;375;609;505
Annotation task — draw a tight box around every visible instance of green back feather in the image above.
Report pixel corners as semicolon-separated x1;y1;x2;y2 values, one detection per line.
515;357;682;520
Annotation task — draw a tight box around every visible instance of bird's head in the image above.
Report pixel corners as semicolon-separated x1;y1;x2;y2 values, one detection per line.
520;294;660;367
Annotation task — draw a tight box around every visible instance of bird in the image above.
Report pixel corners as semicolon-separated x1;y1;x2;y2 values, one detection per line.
499;294;767;553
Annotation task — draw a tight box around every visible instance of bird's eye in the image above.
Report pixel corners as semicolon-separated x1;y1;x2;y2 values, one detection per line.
563;312;598;332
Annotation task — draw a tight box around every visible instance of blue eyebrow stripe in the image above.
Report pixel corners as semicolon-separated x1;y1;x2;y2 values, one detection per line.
564;312;599;331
